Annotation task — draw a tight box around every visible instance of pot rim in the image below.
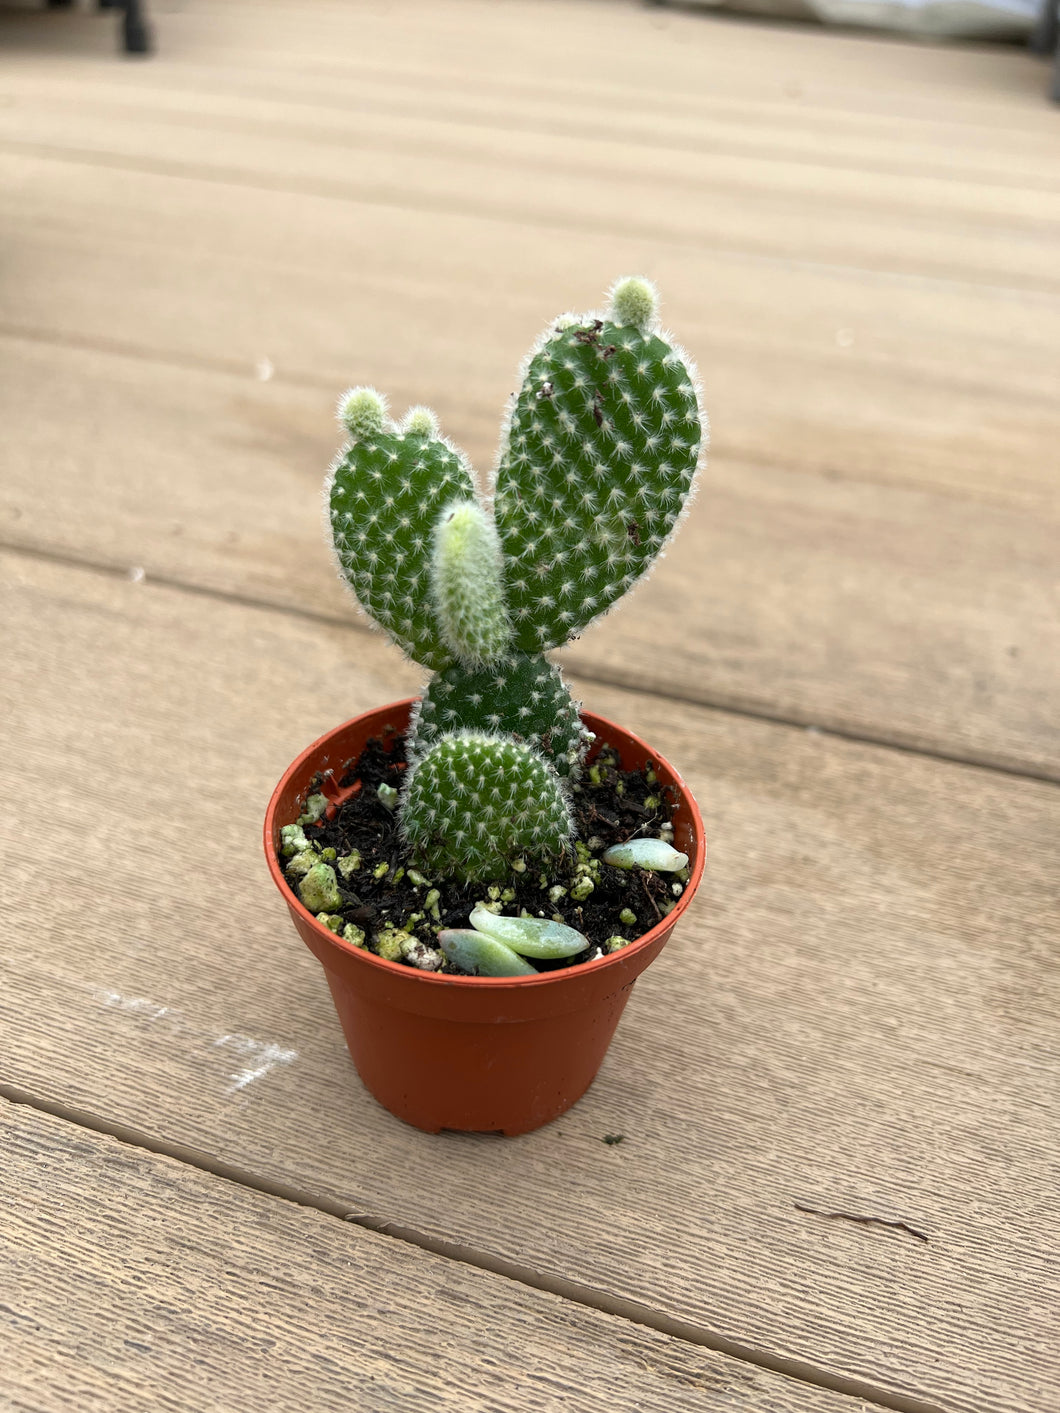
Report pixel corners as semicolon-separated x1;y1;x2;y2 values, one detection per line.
264;698;705;991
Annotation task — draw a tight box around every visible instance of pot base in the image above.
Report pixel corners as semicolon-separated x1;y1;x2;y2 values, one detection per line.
323;964;634;1134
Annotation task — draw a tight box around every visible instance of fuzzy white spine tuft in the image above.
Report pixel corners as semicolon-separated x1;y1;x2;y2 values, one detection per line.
338;386;389;440
608;276;658;334
401;405;440;438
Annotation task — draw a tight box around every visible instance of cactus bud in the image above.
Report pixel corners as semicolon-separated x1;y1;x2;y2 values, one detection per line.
337;386;388;440
400;405;440;438
608;276;657;334
430;499;511;667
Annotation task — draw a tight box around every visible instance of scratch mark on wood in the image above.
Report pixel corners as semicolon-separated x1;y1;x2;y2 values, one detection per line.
215;1035;298;1093
97;991;297;1094
98;990;170;1020
794;1202;929;1244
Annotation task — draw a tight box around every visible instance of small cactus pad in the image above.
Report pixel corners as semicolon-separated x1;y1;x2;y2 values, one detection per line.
410;653;588;777
401;732;573;882
430;499;511;667
328;391;475;668
493;279;703;651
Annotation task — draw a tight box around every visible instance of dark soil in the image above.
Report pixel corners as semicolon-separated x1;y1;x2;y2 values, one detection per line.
278;731;684;975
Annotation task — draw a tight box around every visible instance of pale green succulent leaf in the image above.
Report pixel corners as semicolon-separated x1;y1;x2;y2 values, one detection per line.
603;839;688;872
438;928;537;977
469;905;588;959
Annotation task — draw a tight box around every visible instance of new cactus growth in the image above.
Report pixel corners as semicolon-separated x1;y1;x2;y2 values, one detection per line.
324;277;705;889
401;732;573;883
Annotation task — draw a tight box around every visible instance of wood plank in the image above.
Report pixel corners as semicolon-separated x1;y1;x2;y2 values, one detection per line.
3;1100;883;1413
2;552;1057;1413
4;328;1057;777
9;30;1060;191
3;41;1058;293
7;0;1058;136
6;160;1057;507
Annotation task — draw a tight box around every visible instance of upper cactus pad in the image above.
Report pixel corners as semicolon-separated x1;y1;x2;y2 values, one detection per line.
328;394;475;669
492;281;702;652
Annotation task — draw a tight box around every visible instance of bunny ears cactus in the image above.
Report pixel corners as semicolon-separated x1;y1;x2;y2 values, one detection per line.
325;278;706;882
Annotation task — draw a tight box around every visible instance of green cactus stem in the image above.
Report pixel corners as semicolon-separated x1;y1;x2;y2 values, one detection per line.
410;652;588;777
315;279;705;897
401;732;573;882
492;277;704;652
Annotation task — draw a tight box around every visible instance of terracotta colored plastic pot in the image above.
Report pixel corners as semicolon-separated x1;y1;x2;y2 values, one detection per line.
264;700;705;1135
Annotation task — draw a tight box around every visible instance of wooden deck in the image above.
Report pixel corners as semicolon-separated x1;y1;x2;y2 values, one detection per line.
2;2;1058;1409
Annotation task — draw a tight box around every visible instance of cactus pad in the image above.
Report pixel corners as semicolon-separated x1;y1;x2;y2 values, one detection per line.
410;653;588;778
401;732;573;882
493;284;702;652
328;394;475;669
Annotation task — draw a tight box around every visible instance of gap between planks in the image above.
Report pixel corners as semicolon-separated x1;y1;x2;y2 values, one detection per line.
0;1082;949;1413
5;537;1057;790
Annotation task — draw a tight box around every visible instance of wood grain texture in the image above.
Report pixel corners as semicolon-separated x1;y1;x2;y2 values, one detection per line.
4;0;1058;298
3;1100;886;1413
2;0;1057;774
2;553;1057;1413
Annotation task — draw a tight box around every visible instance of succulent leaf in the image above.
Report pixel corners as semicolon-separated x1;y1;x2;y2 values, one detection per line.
468;905;588;959
602;838;688;871
437;929;537;977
